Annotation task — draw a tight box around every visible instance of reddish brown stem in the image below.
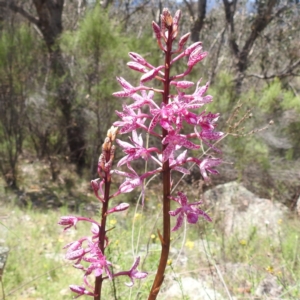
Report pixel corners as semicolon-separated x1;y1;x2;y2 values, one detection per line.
94;153;112;299
148;25;173;300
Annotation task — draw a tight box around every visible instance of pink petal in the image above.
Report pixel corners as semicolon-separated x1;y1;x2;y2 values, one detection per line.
181;138;200;150
65;248;84;260
175;150;187;162
133;271;148;279
194;81;209;97
131;257;140;271
188;48;208;67
116;139;134;149
125;280;134;287
117;77;134;89
197;210;212;222
140;68;159;83
113;90;134;98
91;223;99;235
178;192;188;205
169;207;182;216
170;80;194;89
184;42;202;55
117;155;130;167
148;112;160;132
162;143;175;162
94;268;103;277
172;212;184;231
187;212;199;224
173;166;190;174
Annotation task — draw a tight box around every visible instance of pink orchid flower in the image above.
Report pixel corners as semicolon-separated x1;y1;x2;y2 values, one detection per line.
169;191;211;231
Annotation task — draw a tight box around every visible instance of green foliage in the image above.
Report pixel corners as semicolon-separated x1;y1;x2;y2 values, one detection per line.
0;25;34;75
60;7;130;167
0;25;38;186
204;74;300;190
60;6;162;171
281;91;300;111
258;77;299;113
205;72;271;177
257;78;300;159
206;71;236;114
77;7;118;54
230;135;270;172
259;78;283;112
61;5;123;76
284;121;300;159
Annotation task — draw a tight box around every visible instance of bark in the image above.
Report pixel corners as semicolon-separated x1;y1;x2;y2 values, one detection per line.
33;0;85;170
184;0;207;42
248;59;300;80
121;0;151;27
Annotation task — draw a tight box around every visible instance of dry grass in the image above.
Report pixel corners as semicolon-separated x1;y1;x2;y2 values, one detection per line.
0;161;299;300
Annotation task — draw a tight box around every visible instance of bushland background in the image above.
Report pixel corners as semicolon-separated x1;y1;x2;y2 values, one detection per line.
0;0;300;299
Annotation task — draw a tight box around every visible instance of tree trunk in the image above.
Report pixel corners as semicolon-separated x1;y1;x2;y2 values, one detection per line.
0;0;86;170
222;0;287;95
184;0;207;42
32;0;86;170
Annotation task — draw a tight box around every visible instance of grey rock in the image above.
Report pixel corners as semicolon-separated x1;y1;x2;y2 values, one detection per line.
255;274;283;299
0;246;9;277
162;277;225;300
204;182;287;239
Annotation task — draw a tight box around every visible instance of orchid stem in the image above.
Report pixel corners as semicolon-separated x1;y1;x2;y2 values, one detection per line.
147;23;173;300
94;150;112;299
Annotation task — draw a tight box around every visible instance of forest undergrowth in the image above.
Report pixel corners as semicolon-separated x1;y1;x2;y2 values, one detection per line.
0;160;299;300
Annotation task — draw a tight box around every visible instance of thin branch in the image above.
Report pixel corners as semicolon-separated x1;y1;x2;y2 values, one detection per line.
247;59;300;80
241;3;288;58
222;0;239;57
183;0;194;20
121;0;151;25
0;1;39;26
288;82;299;97
208;27;226;83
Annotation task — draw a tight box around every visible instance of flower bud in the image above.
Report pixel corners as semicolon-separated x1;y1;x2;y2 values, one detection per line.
58;216;78;230
184;42;202;55
69;285;95;297
103;137;111;151
188;46;207;67
152;21;161;40
107;203;130;214
172;10;181;39
127;62;148;73
140;66;164;83
162;8;173;27
178;32;191;48
107;126;118;141
173;10;181;28
129;52;147;65
91;178;104;202
140;69;159;83
170;80;194;89
116;76;134;89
